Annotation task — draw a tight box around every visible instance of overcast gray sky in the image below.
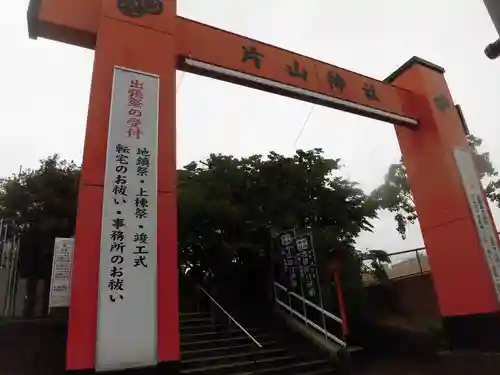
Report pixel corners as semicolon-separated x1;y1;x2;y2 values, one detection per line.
2;0;500;254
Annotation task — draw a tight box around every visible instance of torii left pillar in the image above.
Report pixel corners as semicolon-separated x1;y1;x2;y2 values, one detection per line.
28;0;179;372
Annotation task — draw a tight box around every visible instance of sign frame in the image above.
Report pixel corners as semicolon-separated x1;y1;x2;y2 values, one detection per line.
95;66;160;372
48;237;75;311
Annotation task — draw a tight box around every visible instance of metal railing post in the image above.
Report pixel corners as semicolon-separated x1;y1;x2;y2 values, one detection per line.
10;237;20;317
415;249;423;275
1;222;7;262
299;280;308;326
314;267;328;341
287;288;292;316
1;222;7;244
211;300;216;329
274;281;346;347
6;235;19;317
308;234;327;340
273;283;277;308
0;219;4;249
228;316;232;349
196;285;200;313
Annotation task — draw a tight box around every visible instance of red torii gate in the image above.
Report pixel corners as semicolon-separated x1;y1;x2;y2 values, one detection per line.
28;0;500;372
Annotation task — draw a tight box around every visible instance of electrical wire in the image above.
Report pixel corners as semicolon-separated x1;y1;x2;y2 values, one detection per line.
176;72;186;92
293;105;316;148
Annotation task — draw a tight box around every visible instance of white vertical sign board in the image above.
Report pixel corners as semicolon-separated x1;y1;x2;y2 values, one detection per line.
49;238;74;309
454;148;500;301
96;67;159;371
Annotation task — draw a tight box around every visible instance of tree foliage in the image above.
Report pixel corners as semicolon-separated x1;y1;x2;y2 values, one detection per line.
178;149;389;318
178;148;379;274
371;134;500;239
0;155;80;315
0;150;387;316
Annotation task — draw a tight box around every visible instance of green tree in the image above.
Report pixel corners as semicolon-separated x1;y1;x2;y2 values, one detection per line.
0;155;80;316
0;149;386;319
178;148;387;316
179;149;377;269
372;134;500;239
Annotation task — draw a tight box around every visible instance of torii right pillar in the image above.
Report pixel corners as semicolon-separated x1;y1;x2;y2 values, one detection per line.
386;57;500;350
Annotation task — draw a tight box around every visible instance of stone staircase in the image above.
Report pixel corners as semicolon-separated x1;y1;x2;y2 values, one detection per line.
179;311;337;374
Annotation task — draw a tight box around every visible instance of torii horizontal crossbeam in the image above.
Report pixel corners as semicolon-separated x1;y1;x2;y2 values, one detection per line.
28;0;419;127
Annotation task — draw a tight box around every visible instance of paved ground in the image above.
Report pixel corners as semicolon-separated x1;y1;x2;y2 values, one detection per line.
1;319;500;375
0;318;67;375
353;353;500;375
354;357;445;375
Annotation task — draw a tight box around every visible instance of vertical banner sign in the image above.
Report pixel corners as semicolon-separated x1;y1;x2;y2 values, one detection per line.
49;238;75;310
295;232;320;302
454;148;500;301
96;67;159;371
276;229;299;292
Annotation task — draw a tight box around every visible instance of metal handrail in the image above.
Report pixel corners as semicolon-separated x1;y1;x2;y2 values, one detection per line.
273;281;346;347
274;282;342;323
276;299;346;347
199;285;263;348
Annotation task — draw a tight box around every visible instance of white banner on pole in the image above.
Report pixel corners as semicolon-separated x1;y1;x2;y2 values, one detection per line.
49;237;74;309
96;67;159;372
454;148;500;301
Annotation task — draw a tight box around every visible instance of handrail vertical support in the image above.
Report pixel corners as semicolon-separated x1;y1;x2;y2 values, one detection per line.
416;250;423;275
273;281;346;347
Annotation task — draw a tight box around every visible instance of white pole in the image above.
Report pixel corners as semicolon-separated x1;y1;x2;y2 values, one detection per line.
5;235;17;317
0;220;4;264
1;221;7;243
1;222;7;267
0;219;4;245
10;237;21;317
294;229;308;325
308;233;328;340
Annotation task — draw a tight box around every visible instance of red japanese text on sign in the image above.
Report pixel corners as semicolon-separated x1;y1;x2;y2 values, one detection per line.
126;79;145;139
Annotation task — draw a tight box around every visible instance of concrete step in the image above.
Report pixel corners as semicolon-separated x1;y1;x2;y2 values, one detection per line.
179;312;212;323
181;328;262;343
181;341;281;361
180;323;228;334
179;317;214;328
181;347;288;371
180;333;270;351
232;358;334;375
180;354;296;374
180;311;211;317
296;368;336;375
